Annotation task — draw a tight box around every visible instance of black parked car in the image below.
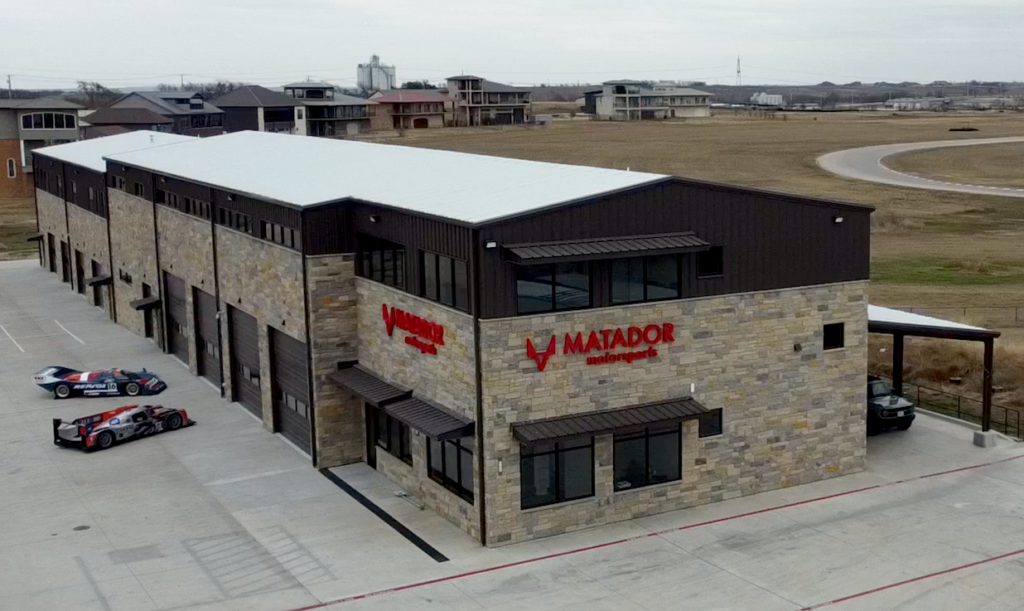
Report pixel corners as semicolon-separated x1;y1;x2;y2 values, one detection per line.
867;375;915;435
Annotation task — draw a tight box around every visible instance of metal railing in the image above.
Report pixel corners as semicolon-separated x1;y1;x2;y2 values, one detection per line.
876;374;1022;439
887;306;1024;328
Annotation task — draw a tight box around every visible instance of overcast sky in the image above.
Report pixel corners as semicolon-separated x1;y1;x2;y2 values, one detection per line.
2;0;1021;91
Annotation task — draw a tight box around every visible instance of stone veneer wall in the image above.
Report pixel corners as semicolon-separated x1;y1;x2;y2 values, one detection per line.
478;281;868;546
108;188;159;339
36;189;67;273
355;278;480;538
215;226;306;428
306;254;360;467
157;206;215;375
67;204;111;315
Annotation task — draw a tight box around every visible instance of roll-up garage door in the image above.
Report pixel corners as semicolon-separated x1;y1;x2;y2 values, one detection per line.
194;288;221;387
270;328;311;454
229;307;262;417
164;272;189;364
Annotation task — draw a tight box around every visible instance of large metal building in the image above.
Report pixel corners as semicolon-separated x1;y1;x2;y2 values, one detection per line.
32;130;872;546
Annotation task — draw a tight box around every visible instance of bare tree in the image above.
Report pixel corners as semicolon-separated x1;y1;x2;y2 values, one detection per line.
69;81;121;108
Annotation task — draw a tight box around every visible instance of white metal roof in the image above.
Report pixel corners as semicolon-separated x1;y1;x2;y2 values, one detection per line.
35;131;195;174
868;305;988;332
104;131;667;225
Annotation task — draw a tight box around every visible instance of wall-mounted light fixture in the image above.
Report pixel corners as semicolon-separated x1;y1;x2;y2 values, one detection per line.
485;240;497;249
369;214;380;223
833;216;844;224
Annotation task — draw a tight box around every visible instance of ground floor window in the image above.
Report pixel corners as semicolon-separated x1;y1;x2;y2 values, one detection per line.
520;438;594;509
375;410;411;464
614;425;681;491
428;437;474;502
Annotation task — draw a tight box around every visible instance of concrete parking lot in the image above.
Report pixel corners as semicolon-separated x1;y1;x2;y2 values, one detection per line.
4;258;1024;611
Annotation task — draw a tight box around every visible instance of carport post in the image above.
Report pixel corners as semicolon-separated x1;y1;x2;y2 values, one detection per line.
892;333;904;397
982;337;994;432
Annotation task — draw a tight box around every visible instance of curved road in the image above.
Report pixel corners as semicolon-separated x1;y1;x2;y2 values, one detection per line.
817;136;1024;198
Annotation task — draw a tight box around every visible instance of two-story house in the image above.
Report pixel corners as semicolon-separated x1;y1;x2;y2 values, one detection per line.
368;89;451;129
282;82;378;136
106;91;226;137
595;80;712;121
0;97;83;198
212;85;308;135
445;76;531;126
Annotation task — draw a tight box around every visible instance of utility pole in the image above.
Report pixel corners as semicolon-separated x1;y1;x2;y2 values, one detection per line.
6;74;11;99
736;56;741;87
180;74;184;89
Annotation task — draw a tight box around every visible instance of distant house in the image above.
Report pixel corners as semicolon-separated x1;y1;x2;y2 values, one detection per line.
282;82;378;136
594;81;712;120
106;91;225;137
368;89;451;129
445;76;531;126
0;97;83;198
79;108;173;139
212;85;307;135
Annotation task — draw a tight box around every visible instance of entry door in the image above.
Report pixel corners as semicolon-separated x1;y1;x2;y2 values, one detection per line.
90;260;102;307
47;234;56;273
74;250;85;294
142;283;154;338
365;404;377;468
229;307;262;417
270;328;311;454
60;242;70;283
164;272;189;364
194;288;221;387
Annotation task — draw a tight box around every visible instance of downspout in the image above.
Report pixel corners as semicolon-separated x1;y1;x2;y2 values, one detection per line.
300;210;318;466
210;196;224;397
471;228;487;546
151;178;166;353
104;182;117;323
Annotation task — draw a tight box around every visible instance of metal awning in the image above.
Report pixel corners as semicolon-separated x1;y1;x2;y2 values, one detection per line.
84;275;112;287
26;234;43;242
384;396;474;440
128;296;161;311
329;363;410;407
504;232;710;265
512;397;709;445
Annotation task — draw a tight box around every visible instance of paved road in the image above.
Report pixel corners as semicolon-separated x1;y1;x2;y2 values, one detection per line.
817;136;1024;197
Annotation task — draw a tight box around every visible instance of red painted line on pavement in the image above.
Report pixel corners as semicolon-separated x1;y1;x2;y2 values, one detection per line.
799;546;1024;610
287;453;1024;611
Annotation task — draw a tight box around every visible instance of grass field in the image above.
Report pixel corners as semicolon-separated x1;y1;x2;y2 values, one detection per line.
886;141;1024;188
381;112;1024;307
0;198;37;262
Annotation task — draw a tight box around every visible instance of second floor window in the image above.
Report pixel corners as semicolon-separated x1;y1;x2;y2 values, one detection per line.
422;251;468;312
516;262;590;315
697;246;724;278
260;221;298;249
360;237;405;289
218;208;250;234
610;254;680;304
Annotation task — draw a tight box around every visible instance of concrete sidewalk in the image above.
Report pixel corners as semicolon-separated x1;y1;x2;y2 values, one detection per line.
4;259;1024;611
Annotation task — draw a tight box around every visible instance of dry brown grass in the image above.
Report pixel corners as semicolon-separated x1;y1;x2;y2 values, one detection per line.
0;198;37;261
886;141;1024;188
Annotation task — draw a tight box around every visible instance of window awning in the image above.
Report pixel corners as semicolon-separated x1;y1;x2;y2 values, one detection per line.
84;275;112;287
329;363;410;407
128;296;161;311
512;397;709;445
504;232;710;265
26;234;44;242
384;396;475;440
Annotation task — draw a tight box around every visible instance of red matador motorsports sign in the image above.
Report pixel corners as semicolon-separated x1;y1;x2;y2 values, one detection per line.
527;323;676;372
382;304;444;355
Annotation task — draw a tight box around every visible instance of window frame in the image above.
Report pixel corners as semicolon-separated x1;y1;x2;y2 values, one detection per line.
358;236;406;289
520;437;595;509
698;409;724;438
823;322;845;351
696;246;724;278
515;262;592;315
428;437;474;503
5;158;14;178
610;254;682;305
420;250;469;312
613;425;682;491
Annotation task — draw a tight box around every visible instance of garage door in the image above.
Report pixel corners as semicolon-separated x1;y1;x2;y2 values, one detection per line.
271;328;311;454
194;288;221;387
164;272;189;364
230;307;261;417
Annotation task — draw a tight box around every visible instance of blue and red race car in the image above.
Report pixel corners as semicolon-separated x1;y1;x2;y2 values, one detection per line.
33;366;167;400
53;404;193;451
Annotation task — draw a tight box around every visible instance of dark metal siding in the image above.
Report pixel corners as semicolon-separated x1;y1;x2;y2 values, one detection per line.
222;108;259;133
156;175;213;203
229;307;261;416
302;205;349;256
213;190;301;246
164;272;189;363
109;164;155;201
194;288;221;386
65;166;108;218
476;179;871;318
270;328;311;452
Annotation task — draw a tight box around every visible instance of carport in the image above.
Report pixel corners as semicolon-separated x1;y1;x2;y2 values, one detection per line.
869;305;1000;439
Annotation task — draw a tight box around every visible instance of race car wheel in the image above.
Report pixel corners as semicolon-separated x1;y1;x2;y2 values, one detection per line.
124;382;141;397
166;413;183;430
54;384;72;400
96;431;115;450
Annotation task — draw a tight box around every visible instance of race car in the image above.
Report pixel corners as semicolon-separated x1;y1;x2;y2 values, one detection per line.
53;404;194;451
33;366;167;400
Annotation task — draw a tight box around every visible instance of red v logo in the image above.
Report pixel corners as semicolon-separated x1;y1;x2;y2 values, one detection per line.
382;304;395;336
526;336;557;372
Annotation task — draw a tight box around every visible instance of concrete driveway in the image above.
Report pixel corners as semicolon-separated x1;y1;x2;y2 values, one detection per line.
5;258;1024;611
817;136;1024;198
